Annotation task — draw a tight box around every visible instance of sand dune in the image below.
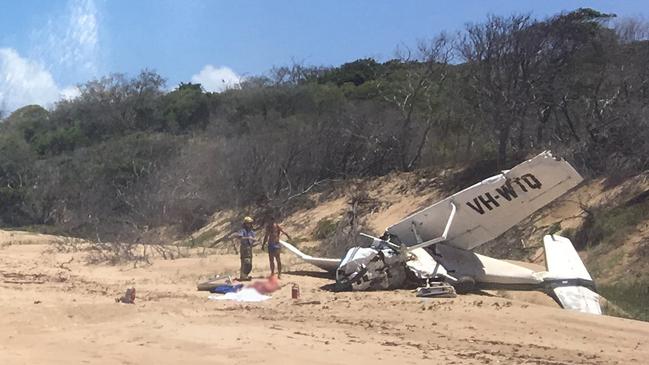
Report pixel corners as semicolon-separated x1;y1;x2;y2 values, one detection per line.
1;234;648;364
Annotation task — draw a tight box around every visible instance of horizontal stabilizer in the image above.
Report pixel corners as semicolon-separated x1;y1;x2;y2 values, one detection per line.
543;235;601;315
552;286;602;315
279;240;340;273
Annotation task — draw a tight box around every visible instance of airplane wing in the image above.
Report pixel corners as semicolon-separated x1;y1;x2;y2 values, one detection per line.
279;240;340;273
543;235;601;315
386;151;583;251
552;286;601;315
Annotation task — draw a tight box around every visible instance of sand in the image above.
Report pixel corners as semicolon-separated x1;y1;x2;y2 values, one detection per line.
1;232;648;365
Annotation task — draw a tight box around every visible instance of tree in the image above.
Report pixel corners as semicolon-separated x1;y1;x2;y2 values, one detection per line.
163;83;210;131
379;35;452;171
0;132;35;225
459;14;539;167
318;58;382;86
614;16;649;43
457;9;615;167
2;105;50;143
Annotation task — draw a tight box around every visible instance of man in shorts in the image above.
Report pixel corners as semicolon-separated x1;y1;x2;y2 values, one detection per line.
262;216;291;279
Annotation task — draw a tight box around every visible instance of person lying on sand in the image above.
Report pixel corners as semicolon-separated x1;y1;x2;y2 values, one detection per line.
249;274;280;294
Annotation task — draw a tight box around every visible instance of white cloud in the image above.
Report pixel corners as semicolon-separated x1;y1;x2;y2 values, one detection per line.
63;0;99;75
31;0;101;82
0;48;79;113
191;65;241;92
0;0;97;114
60;85;81;100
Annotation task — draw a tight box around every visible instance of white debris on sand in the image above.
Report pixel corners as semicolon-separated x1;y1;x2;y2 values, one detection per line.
208;287;271;302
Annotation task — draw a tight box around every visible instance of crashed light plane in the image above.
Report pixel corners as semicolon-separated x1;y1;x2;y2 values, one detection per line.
281;151;602;315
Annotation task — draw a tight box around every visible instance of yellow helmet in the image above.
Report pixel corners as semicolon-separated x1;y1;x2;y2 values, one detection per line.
243;216;254;223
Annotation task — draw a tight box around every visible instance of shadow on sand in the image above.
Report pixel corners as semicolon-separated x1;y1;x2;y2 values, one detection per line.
283;270;333;280
283;270;338;291
318;282;338;292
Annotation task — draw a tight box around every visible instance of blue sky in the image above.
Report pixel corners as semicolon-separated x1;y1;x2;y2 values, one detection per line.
0;0;645;112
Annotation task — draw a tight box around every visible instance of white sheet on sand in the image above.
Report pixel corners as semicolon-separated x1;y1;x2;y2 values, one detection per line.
208;288;271;302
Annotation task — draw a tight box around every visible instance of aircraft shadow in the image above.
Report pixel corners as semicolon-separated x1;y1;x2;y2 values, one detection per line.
283;270;334;279
319;283;337;292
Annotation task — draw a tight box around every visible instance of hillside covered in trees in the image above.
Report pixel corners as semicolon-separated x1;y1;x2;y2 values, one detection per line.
1;8;648;242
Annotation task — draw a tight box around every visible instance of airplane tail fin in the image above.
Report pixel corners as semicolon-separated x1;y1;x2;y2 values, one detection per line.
543;235;602;315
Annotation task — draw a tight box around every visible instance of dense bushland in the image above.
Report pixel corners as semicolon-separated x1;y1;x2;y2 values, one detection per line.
1;8;648;241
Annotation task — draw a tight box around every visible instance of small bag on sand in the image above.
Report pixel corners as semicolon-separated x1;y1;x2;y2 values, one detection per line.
116;288;136;304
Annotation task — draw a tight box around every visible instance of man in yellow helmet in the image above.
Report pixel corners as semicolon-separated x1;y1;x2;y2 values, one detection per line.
236;216;256;280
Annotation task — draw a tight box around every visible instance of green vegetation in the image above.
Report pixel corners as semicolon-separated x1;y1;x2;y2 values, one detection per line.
189;229;219;247
587;247;625;279
313;218;339;240
574;192;649;321
1;8;649;245
547;222;562;236
600;279;649;322
583;197;649;249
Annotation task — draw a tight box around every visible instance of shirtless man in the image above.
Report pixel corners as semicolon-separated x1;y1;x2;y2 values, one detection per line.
262;216;291;279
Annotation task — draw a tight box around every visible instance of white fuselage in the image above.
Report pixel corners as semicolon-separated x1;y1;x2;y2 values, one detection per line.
429;244;545;289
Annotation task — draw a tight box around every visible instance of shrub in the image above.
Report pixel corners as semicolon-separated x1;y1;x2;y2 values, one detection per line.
313;218;338;240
